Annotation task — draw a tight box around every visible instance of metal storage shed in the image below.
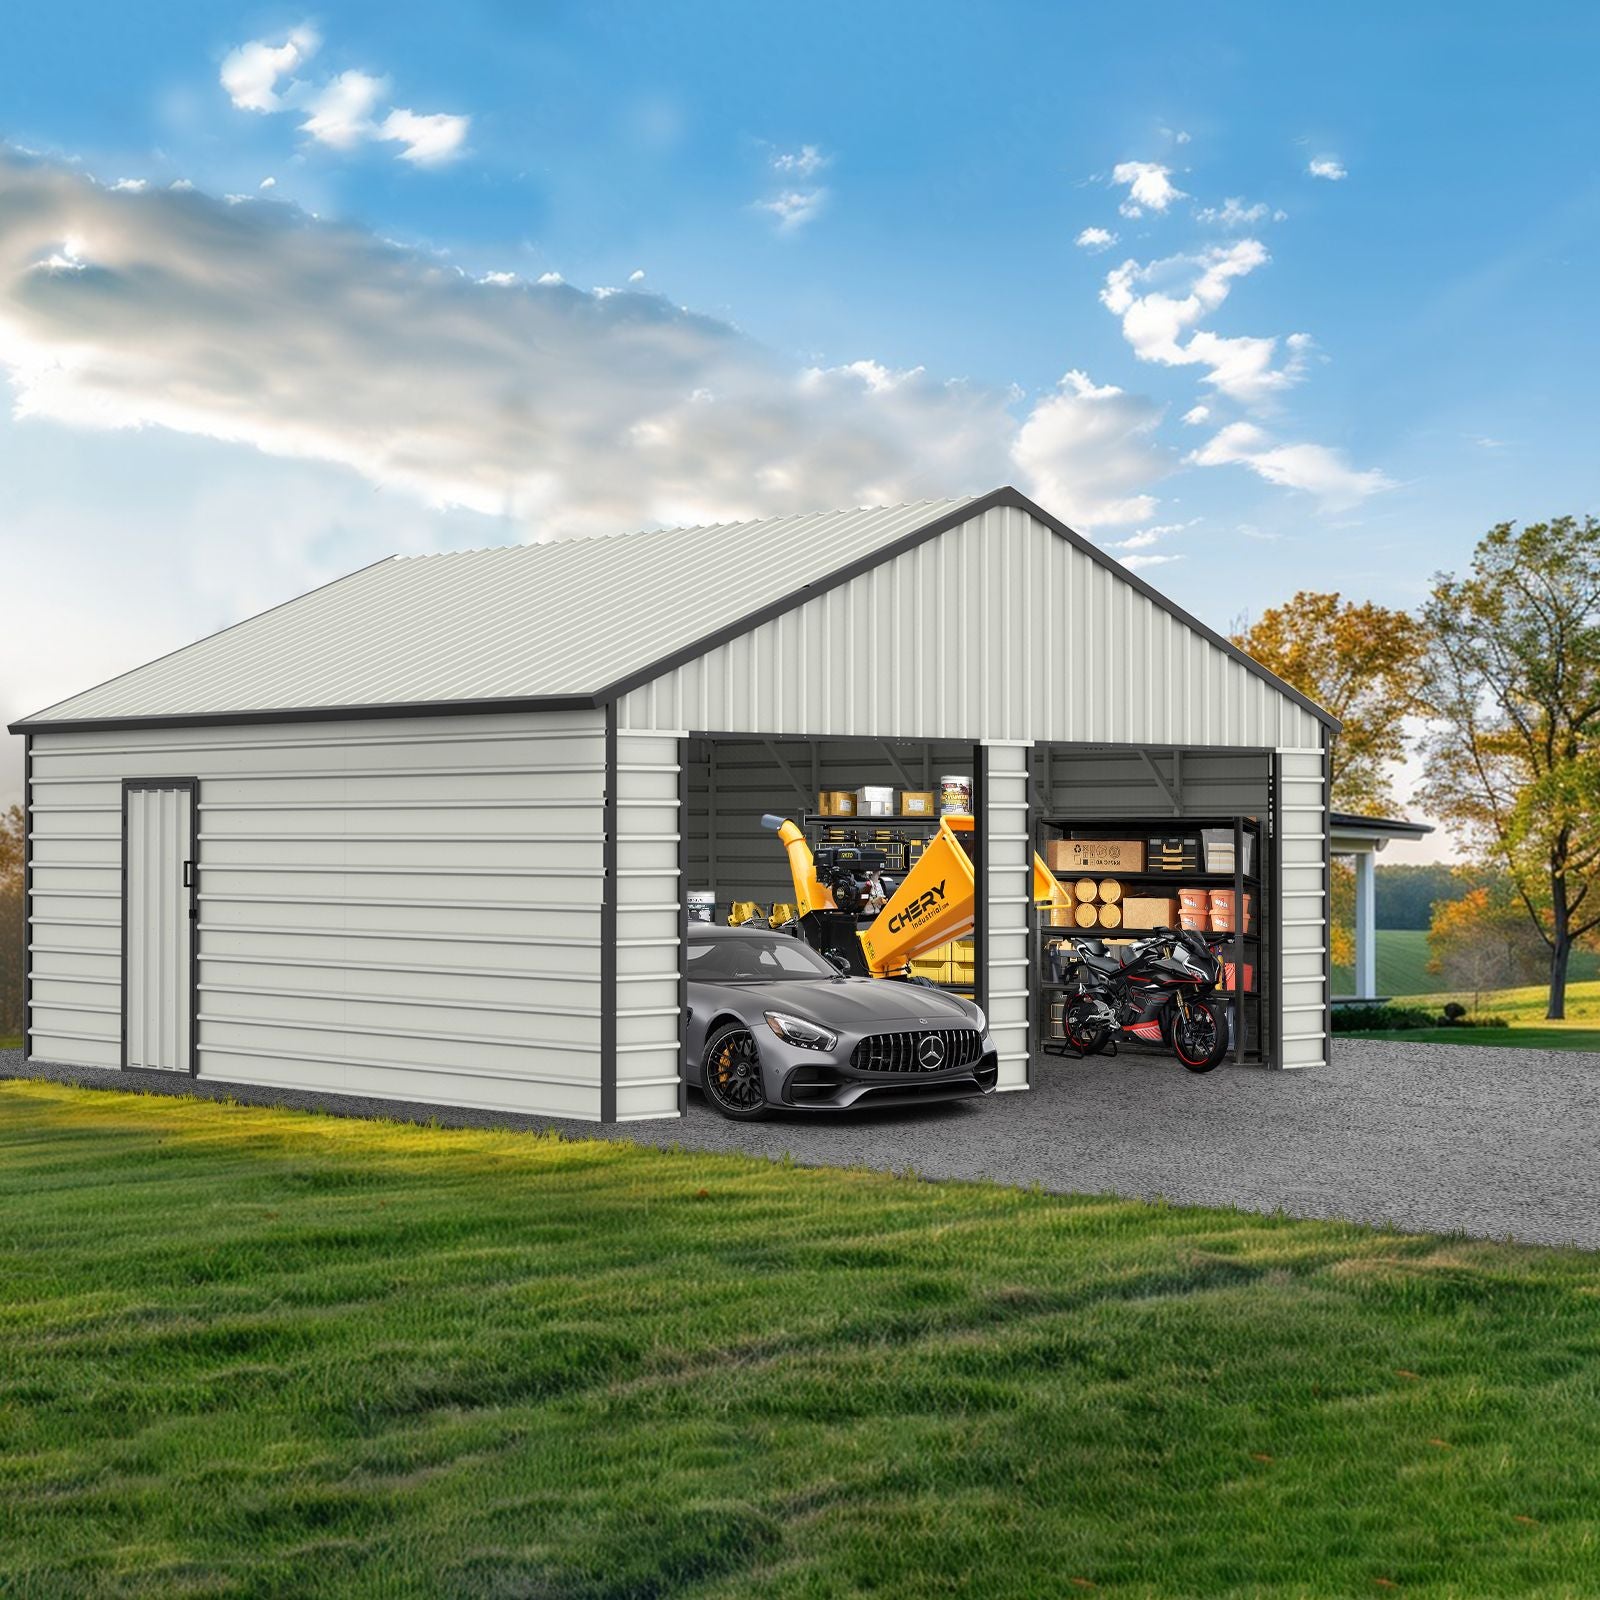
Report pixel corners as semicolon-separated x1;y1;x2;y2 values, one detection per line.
11;486;1337;1122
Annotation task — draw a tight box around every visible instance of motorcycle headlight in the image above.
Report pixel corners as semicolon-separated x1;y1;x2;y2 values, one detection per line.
971;1004;988;1035
764;1011;838;1051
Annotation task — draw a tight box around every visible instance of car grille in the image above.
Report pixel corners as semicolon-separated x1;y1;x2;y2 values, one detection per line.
851;1028;983;1074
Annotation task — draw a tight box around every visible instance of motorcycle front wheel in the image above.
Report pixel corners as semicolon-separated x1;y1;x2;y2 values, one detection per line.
1171;997;1229;1072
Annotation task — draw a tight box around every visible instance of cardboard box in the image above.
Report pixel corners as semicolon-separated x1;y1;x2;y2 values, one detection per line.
900;790;936;816
856;786;894;816
1120;896;1178;930
818;790;857;816
1046;837;1145;873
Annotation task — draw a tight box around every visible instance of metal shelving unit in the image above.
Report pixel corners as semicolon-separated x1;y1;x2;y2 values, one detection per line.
1033;813;1268;1067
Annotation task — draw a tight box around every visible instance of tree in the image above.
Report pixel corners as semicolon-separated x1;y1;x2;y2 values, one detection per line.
1426;884;1543;1012
1420;517;1600;1020
1233;592;1428;814
0;804;22;1039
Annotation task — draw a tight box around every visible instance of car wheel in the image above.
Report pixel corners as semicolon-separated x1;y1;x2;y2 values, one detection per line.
701;1022;769;1120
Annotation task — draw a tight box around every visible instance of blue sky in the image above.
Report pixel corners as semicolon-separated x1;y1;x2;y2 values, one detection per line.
2;3;1597;845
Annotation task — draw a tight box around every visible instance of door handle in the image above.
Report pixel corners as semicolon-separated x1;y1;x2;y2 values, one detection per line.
182;859;194;888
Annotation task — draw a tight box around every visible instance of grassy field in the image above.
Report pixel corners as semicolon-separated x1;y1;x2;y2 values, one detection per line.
1341;1026;1600;1051
3;1083;1600;1596
0;1034;20;1051
1333;929;1600;1006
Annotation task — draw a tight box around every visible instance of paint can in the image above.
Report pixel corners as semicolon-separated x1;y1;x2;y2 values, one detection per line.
938;775;972;815
687;890;715;924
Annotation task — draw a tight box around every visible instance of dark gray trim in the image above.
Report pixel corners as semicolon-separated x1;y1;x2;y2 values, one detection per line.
119;777;200;1076
1322;732;1334;1068
10;692;601;737
1022;744;1035;1087
677;738;689;1118
599;706;618;1123
1328;811;1434;839
1270;750;1284;1071
21;735;32;1058
973;742;989;1019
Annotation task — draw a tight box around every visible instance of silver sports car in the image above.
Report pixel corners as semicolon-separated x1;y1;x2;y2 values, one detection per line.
686;924;998;1119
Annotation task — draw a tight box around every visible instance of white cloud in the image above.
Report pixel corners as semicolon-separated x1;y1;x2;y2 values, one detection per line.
299;70;387;150
1009;370;1169;528
1174;131;1192;146
220;28;469;167
1308;156;1346;181
0;155;1167;537
1187;422;1391;507
259;176;277;190
1099;240;1311;405
773;144;828;177
1111;160;1185;218
628;268;645;283
109;178;147;193
1122;552;1182;569
757;188;827;231
220;26;320;113
379;108;469;166
1076;225;1117;252
1181;404;1210;425
1195;196;1270;228
1112;520;1192;551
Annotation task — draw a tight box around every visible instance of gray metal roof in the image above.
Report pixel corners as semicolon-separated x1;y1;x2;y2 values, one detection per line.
12;486;1336;732
16;497;977;727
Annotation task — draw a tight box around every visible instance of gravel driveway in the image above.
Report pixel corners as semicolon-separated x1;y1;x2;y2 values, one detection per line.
6;1039;1598;1249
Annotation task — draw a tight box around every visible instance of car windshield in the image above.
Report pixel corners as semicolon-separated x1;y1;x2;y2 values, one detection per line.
687;934;838;983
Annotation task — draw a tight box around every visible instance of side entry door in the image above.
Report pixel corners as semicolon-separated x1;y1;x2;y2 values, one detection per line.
123;779;199;1072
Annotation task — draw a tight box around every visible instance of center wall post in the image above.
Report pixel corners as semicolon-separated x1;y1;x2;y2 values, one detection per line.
982;740;1033;1090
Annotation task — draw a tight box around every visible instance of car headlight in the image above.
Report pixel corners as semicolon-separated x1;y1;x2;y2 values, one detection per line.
764;1011;838;1051
971;1004;988;1034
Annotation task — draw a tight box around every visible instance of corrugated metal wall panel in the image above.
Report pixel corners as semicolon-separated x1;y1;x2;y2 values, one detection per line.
983;744;1032;1090
1277;744;1330;1068
612;732;684;1121
27;710;608;1116
618;504;1326;751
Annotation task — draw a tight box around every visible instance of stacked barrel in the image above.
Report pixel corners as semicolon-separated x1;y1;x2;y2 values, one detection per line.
1065;877;1124;929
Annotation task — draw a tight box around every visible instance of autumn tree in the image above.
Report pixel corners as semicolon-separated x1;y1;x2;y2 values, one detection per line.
0;803;22;1039
1233;592;1427;814
1419;517;1600;1020
1427;885;1542;1012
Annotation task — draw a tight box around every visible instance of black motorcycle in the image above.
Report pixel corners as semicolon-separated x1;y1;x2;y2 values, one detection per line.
1051;928;1231;1072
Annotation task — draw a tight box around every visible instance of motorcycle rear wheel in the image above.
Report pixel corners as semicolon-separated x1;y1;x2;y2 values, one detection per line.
1171;997;1229;1072
1063;998;1112;1055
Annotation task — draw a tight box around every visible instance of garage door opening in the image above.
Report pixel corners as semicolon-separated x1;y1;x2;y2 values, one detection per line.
1031;744;1279;1067
683;734;987;989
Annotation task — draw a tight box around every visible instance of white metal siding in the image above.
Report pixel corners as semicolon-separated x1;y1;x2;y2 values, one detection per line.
983;744;1032;1089
1277;743;1330;1068
28;710;608;1116
125;786;193;1071
612;731;683;1121
617;503;1326;751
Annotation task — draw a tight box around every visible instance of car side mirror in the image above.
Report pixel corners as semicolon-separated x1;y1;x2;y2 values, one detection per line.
825;952;850;974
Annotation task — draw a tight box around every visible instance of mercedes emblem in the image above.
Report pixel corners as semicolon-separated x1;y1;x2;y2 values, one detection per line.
918;1035;946;1070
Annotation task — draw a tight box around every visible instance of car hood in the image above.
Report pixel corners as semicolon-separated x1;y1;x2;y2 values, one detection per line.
692;976;979;1030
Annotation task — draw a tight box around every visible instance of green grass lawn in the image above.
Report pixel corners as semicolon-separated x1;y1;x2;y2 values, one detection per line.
3;1084;1600;1596
0;1034;21;1051
1341;1026;1600;1051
